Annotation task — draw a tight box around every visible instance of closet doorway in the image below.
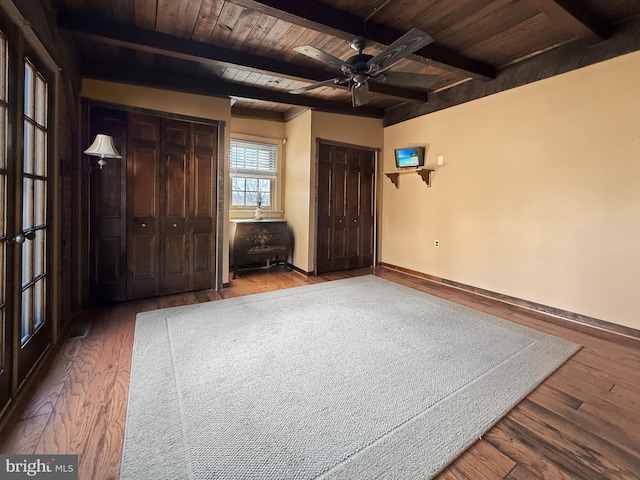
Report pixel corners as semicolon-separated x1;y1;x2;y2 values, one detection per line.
316;140;376;274
87;105;221;302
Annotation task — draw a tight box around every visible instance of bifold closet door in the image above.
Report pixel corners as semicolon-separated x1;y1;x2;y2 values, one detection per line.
129;116;217;298
189;122;218;291
316;142;375;274
127;113;160;300
160;119;189;295
160;119;217;295
89;106;128;303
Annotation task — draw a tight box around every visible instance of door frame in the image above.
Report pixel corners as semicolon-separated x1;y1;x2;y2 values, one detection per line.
313;138;379;276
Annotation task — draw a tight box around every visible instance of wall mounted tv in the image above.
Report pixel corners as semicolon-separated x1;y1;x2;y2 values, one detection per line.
394;146;425;169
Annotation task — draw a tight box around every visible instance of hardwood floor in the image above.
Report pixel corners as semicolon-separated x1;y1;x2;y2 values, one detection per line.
1;266;639;479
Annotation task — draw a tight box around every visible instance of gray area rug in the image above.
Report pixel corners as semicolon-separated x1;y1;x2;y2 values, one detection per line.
120;275;579;480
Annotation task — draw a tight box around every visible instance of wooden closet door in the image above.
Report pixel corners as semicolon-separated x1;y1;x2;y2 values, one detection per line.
317;143;348;272
160;119;217;295
89;106;127;303
316;142;375;274
127;113;160;300
160;119;189;295
347;148;375;269
191;123;217;291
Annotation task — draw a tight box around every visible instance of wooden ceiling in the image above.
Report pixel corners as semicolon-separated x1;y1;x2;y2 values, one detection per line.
51;0;640;122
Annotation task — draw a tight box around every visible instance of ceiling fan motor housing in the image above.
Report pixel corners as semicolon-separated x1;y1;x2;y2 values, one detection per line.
343;53;374;84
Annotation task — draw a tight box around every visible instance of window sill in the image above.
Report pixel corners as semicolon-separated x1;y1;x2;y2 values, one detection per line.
229;209;284;221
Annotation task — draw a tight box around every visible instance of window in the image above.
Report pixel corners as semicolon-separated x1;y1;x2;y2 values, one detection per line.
230;137;278;210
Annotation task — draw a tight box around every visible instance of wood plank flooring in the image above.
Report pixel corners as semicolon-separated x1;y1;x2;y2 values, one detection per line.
1;266;639;479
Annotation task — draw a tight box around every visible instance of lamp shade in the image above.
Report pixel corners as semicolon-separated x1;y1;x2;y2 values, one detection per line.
83;134;121;159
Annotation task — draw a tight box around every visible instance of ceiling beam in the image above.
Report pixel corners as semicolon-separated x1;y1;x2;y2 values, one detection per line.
57;11;428;104
81;61;386;118
526;0;610;43
226;0;496;81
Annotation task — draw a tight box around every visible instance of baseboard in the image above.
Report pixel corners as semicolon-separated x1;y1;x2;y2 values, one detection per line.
377;263;640;345
288;263;315;276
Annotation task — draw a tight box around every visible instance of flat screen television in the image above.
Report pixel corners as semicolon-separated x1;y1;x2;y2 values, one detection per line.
394;146;425;169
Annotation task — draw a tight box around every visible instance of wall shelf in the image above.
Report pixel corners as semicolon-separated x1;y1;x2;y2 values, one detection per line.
384;169;434;188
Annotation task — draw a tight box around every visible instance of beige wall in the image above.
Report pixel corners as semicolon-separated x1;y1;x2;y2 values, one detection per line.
81;79;233;284
284;111;313;270
231;116;286;139
381;50;640;330
81;79;231;121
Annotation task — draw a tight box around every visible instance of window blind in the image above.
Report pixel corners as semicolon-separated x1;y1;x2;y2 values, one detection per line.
230;139;277;177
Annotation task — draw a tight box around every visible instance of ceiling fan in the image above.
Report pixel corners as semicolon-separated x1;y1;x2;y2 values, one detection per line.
290;28;438;107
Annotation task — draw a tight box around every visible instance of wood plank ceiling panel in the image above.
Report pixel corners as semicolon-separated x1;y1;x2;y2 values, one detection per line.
234;13;278;50
209;2;245;45
172;1;202;38
192;0;225;42
580;0;640;26
155;0;181;34
110;0;134;24
435;0;537;51
467;13;571;66
226;8;262;48
133;0;158;30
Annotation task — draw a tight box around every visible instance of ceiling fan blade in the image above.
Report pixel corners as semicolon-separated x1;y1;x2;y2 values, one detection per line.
352;82;370;107
289;78;345;94
293;45;346;70
367;28;433;74
372;71;439;89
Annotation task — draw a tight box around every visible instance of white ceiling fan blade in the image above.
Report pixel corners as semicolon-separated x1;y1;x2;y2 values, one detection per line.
367;28;433;74
372;71;439;89
293;45;346;70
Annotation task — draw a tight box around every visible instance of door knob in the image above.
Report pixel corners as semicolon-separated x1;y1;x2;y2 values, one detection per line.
141;223;146;228
14;231;35;244
173;223;178;228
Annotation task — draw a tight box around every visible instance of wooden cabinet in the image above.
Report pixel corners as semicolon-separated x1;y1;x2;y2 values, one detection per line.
230;220;291;279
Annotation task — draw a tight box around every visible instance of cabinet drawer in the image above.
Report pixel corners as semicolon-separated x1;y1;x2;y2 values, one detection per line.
237;233;289;247
235;222;287;236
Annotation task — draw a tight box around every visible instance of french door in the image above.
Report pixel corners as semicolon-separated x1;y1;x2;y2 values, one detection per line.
0;27;52;412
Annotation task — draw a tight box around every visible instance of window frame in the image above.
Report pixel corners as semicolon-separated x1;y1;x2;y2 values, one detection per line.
229;133;283;219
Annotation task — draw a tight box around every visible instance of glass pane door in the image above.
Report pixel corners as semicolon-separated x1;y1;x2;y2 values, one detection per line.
0;30;9;409
17;58;50;381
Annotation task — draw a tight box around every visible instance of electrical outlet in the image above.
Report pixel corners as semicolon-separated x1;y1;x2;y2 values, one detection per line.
434;240;440;248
